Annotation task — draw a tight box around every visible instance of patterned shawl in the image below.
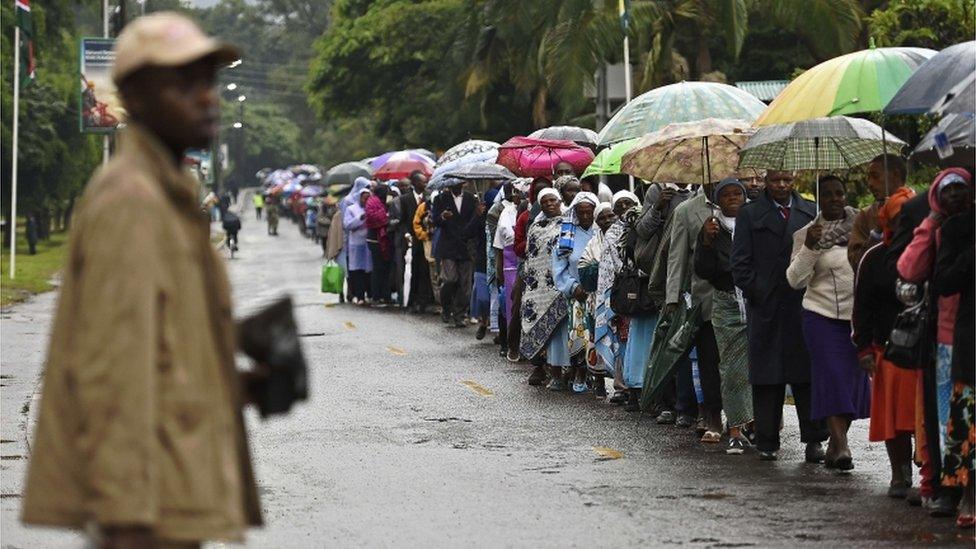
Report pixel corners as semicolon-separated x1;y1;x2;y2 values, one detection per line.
518;213;566;359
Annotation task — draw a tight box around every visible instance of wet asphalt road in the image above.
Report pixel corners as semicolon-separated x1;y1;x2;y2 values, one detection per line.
1;195;971;548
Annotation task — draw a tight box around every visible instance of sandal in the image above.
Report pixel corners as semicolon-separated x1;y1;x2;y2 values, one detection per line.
700;430;721;444
608;390;628;404
957;514;975;529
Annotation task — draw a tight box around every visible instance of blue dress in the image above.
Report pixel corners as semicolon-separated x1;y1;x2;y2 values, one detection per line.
549;225;594;367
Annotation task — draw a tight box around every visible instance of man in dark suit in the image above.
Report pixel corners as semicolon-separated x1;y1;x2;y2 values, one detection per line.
397;171;434;312
731;170;829;462
431;180;484;327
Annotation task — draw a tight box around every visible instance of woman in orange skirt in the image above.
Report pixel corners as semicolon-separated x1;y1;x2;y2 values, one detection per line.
852;190;917;497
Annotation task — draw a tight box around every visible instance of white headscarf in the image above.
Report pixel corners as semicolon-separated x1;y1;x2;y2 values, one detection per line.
611;190;641;209
564;191;600;225
534;188;564;222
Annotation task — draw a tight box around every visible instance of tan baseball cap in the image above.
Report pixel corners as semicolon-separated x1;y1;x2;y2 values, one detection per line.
112;12;240;85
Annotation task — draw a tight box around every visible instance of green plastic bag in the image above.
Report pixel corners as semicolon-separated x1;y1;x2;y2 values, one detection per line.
321;260;344;294
639;300;702;411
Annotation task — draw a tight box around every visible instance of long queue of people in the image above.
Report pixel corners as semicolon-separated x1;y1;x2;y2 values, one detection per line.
280;155;973;529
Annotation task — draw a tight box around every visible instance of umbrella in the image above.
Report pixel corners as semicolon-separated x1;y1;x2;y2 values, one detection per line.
937;72;975;115
327;183;352;197
427;176;465;192
621;119;754;184
373;150;435;180
912;113;975;167
324;161;372;186
597;81;766;146
281;181;303;195
496;136;595;178
300;185;325;197
413;148;437;160
581;138;640;179
739;116;907;170
529;126;599;148
885;41;975;115
446;162;516;181
756;46;936;126
430;140;500;188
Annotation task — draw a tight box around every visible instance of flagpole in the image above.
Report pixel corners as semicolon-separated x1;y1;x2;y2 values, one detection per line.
102;0;109;165
623;31;634;192
9;25;21;279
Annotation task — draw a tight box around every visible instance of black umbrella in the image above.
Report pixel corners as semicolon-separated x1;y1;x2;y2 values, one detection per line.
885;41;976;115
529;125;599;148
324;161;372;186
912;113;975;167
445;162;516;181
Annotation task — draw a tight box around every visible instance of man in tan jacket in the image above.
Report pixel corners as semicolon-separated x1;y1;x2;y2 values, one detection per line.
22;13;263;548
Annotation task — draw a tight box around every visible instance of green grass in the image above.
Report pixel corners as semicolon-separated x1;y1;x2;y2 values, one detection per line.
0;225;68;308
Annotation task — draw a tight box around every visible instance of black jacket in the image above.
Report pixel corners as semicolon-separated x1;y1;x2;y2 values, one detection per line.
933;209;974;384
851;242;901;354
431;191;480;260
731;189;816;385
694;224;734;292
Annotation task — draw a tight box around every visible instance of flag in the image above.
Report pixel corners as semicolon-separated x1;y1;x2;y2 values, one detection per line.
618;0;630;32
16;0;36;87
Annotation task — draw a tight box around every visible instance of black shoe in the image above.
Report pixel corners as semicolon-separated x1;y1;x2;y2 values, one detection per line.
805;442;826;464
906;487;922;506
624;390;641;412
608;390;628;405
593;381;607;398
527;365;546;386
928;494;957;517
476;325;488;340
675;414;696;428
887;481;910;499
441;311;451;323
453;317;468;328
758;450;778;461
835;455;854;472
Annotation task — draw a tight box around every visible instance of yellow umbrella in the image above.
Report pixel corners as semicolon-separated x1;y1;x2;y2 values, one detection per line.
756;46;935;126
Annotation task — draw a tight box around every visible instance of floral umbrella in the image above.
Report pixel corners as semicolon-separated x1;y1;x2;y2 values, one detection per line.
430;140;500;188
496;136;594;178
620;119;754;185
597;81;766;146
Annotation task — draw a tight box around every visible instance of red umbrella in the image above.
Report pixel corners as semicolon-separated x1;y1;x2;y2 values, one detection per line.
496;136;595;178
372;150;435;180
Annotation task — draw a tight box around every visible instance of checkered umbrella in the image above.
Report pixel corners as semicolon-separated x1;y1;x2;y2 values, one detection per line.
738;116;907;171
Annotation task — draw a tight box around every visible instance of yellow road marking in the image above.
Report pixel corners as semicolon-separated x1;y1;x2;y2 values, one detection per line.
592;446;624;461
324;302;337;308
387;346;407;356
461;380;494;397
343;321;356;330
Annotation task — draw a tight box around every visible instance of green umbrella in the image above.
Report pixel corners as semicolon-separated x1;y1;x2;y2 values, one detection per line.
581;138;639;178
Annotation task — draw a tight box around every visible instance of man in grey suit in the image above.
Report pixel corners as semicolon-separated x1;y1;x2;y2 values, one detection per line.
731;170;828;462
665;183;724;441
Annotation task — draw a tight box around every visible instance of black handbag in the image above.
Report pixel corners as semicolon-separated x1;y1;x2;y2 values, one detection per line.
884;284;933;370
610;248;658;317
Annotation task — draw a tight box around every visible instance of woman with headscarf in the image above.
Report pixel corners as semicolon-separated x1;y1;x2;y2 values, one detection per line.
343;187;373;304
510;178;554;364
897;168;974;526
694;178;753;454
520;188;566;386
595;191;641;405
851;186;917;498
552;191;599;392
578;202;616;397
787;175;870;471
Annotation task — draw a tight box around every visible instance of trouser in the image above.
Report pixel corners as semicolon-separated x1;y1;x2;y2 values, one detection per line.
226;229;239;249
368;243;392;303
921;363;944;497
440;258;473;319
394;243;407;306
409;244;433;308
507;276;524;355
348;270;369;301
682;322;722;413
659;357;698;416
255;206;262;220
752;383;828;453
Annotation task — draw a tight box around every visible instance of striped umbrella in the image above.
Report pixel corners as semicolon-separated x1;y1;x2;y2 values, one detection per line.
756;46;936;126
597;81;766;146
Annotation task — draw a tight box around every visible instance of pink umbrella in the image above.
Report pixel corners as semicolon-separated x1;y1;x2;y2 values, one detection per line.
496;136;595;178
373;150;435;180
